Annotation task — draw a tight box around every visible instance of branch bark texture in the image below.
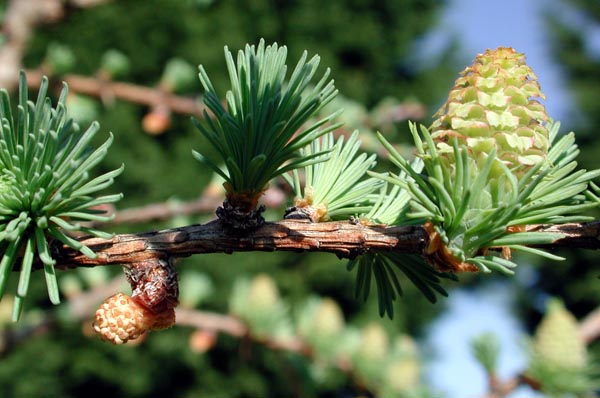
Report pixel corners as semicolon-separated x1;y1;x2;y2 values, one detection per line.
51;220;600;270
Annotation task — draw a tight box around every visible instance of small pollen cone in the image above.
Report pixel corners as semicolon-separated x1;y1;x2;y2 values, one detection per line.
93;293;175;345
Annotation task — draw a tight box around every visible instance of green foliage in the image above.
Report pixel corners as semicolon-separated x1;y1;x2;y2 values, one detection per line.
0;72;122;320
228;274;430;397
346;162;456;319
284;130;382;221
377;121;599;274
547;1;600;141
229;274;293;339
193;40;340;201
27;0;452;105
348;252;454;319
276;0;451;106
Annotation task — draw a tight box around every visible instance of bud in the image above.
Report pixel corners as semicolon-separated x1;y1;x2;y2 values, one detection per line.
142;107;171;135
189;329;217;353
100;49;131;79
94;259;179;344
385;335;421;392
385;359;421;392
59;274;83;298
66;94;99;126
0;295;14;328
45;43;76;75
160;58;196;93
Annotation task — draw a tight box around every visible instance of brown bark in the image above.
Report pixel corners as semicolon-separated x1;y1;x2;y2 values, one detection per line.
50;220;600;270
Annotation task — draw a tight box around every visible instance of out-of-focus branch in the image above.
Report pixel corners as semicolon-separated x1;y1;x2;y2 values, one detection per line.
0;0;63;89
0;0;205;128
96;185;286;226
0;275;337;370
69;0;112;7
0;0;111;90
484;372;544;398
175;308;313;356
25;69;207;117
578;305;600;344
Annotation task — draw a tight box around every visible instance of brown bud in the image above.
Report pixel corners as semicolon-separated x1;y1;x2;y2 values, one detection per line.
142;107;171;135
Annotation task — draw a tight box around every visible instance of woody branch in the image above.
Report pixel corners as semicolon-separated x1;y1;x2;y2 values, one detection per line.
47;220;600;270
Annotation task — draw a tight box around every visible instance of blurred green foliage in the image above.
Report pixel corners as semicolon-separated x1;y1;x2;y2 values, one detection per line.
3;0;457;394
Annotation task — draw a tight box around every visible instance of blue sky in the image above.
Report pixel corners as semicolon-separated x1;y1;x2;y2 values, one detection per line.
419;1;600;397
424;282;530;398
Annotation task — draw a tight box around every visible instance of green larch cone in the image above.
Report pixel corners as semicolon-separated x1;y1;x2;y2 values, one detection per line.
526;299;598;395
246;273;280;311
383;335;422;393
532;299;586;371
229;274;291;339
431;47;550;178
311;298;345;337
376;46;600;276
358;322;390;362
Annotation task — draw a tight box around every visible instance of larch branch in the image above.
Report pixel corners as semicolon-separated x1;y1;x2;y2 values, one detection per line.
53;220;427;268
50;220;600;270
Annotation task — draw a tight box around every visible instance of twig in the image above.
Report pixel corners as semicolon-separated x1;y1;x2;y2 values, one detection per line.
484;373;542;398
1;275;336;371
486;374;521;398
69;0;112;7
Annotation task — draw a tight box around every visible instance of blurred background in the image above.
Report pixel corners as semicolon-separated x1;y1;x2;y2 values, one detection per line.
0;0;599;397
